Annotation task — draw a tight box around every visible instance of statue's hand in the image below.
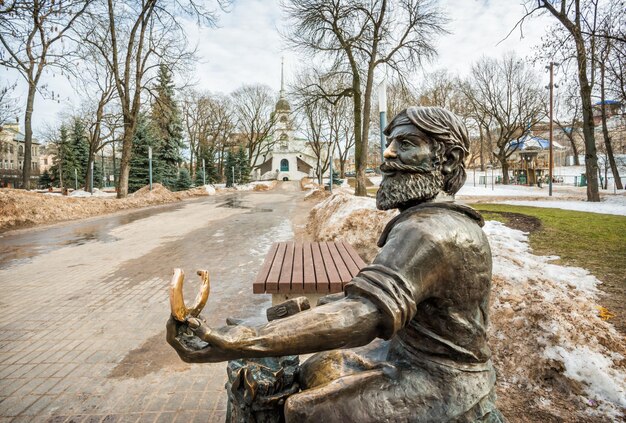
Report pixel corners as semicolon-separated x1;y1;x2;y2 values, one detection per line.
166;316;256;363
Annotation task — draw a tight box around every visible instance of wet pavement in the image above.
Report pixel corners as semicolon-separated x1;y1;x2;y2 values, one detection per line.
0;185;305;422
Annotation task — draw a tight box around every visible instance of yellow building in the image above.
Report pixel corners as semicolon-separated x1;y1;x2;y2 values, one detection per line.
0;120;41;188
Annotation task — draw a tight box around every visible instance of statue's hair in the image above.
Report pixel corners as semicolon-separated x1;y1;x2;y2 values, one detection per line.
384;106;470;195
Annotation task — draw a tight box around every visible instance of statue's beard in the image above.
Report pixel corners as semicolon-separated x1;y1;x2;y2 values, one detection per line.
376;162;444;211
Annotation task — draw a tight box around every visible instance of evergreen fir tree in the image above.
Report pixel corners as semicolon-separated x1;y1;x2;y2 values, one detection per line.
194;168;205;187
128;114;160;193
69;118;90;185
50;125;77;188
225;151;237;187
331;169;343;186
236;148;251;184
151;64;183;190
175;167;192;191
93;161;103;189
197;144;218;184
38;169;52;188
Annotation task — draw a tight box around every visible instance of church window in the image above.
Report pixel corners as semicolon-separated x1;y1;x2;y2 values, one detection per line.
280;159;289;172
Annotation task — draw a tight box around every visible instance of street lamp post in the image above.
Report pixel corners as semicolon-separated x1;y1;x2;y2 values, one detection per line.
148;146;153;191
74;168;77;190
378;78;387;164
202;159;206;186
90;161;94;194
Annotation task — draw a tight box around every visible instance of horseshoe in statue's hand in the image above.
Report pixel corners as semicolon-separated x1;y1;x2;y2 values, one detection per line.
169;268;210;322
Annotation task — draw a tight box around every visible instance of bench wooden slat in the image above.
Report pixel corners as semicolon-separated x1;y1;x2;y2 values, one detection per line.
303;242;316;294
291;242;304;293
327;242;352;285
311;242;329;293
341;241;367;269
336;241;361;277
319;242;342;293
253;243;279;294
266;242;287;293
278;242;295;293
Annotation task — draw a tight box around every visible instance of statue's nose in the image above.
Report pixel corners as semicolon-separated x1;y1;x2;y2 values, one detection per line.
383;142;397;159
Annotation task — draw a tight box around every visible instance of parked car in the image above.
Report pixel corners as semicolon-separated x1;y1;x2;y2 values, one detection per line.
365;168;376;174
345;171;356;177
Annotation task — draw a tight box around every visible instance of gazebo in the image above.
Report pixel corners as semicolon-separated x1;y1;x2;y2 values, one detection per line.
506;135;566;186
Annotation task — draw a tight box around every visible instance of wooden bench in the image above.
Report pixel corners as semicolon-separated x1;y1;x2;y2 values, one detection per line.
254;241;367;304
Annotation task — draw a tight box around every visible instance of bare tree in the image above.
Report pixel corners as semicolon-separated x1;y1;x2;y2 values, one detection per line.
596;7;624;190
553;82;583;166
283;0;447;196
0;82;20;126
461;54;546;184
80;0;221;198
518;0;607;200
231;84;278;169
0;0;92;188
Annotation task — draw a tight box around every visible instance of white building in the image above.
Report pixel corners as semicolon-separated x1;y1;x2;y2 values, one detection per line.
252;62;324;182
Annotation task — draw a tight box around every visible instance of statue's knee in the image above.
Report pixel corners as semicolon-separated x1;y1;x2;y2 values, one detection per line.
284;394;308;423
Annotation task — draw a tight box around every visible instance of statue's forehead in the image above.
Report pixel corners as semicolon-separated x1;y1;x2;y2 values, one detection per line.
387;123;431;141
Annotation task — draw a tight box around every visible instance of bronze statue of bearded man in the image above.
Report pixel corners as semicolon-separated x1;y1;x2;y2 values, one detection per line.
167;106;506;422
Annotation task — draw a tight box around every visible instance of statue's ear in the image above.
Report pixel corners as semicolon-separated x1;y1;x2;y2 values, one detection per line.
442;147;463;175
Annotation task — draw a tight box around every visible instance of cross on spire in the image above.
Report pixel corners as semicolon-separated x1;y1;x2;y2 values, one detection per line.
280;57;285;96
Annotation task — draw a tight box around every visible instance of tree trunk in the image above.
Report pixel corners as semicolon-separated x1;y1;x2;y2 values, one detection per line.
190;148;195;182
479;126;485;171
566;133;580;165
22;83;37;189
352;79;366;196
573;38;601;201
599;61;623;190
117;125;134;198
501;160;510;185
497;149;510;185
112;142;117;190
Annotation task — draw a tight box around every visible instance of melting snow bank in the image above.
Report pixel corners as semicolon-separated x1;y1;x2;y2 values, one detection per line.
308;193;625;421
500;195;626;216
485;221;625;420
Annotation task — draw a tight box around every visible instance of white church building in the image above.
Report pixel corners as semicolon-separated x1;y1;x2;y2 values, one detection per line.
251;63;327;182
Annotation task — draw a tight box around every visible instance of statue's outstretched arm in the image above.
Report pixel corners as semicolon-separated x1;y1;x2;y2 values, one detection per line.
167;295;383;363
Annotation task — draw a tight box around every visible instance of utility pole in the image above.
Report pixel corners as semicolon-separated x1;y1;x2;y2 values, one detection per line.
378;78;387;164
546;62;558;197
148;146;153;191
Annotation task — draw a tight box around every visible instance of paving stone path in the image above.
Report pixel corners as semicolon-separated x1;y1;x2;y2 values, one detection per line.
0;187;303;423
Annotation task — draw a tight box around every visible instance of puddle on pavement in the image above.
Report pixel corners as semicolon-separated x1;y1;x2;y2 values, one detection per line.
217;195;273;213
0;200;194;270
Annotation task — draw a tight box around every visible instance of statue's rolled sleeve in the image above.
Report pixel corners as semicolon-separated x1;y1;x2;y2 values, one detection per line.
344;218;440;339
345;264;417;339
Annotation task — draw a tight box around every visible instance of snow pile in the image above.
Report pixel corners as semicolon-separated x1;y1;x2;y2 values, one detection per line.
501;194;626;216
307;193;626;420
204;185;216;195
485;220;626;420
304;188;330;201
233;181;276;192
308;192;397;261
0;183;215;230
68;188;116;198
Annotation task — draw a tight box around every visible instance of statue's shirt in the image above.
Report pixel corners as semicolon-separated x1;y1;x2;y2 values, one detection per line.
345;202;492;365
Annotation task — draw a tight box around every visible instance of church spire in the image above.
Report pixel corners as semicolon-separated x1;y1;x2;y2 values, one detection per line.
280;57;285;96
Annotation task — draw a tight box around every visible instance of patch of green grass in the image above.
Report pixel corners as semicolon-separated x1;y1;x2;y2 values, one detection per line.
472;204;626;288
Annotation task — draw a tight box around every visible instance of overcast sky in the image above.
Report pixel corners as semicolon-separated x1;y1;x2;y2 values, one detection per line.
4;0;554;136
